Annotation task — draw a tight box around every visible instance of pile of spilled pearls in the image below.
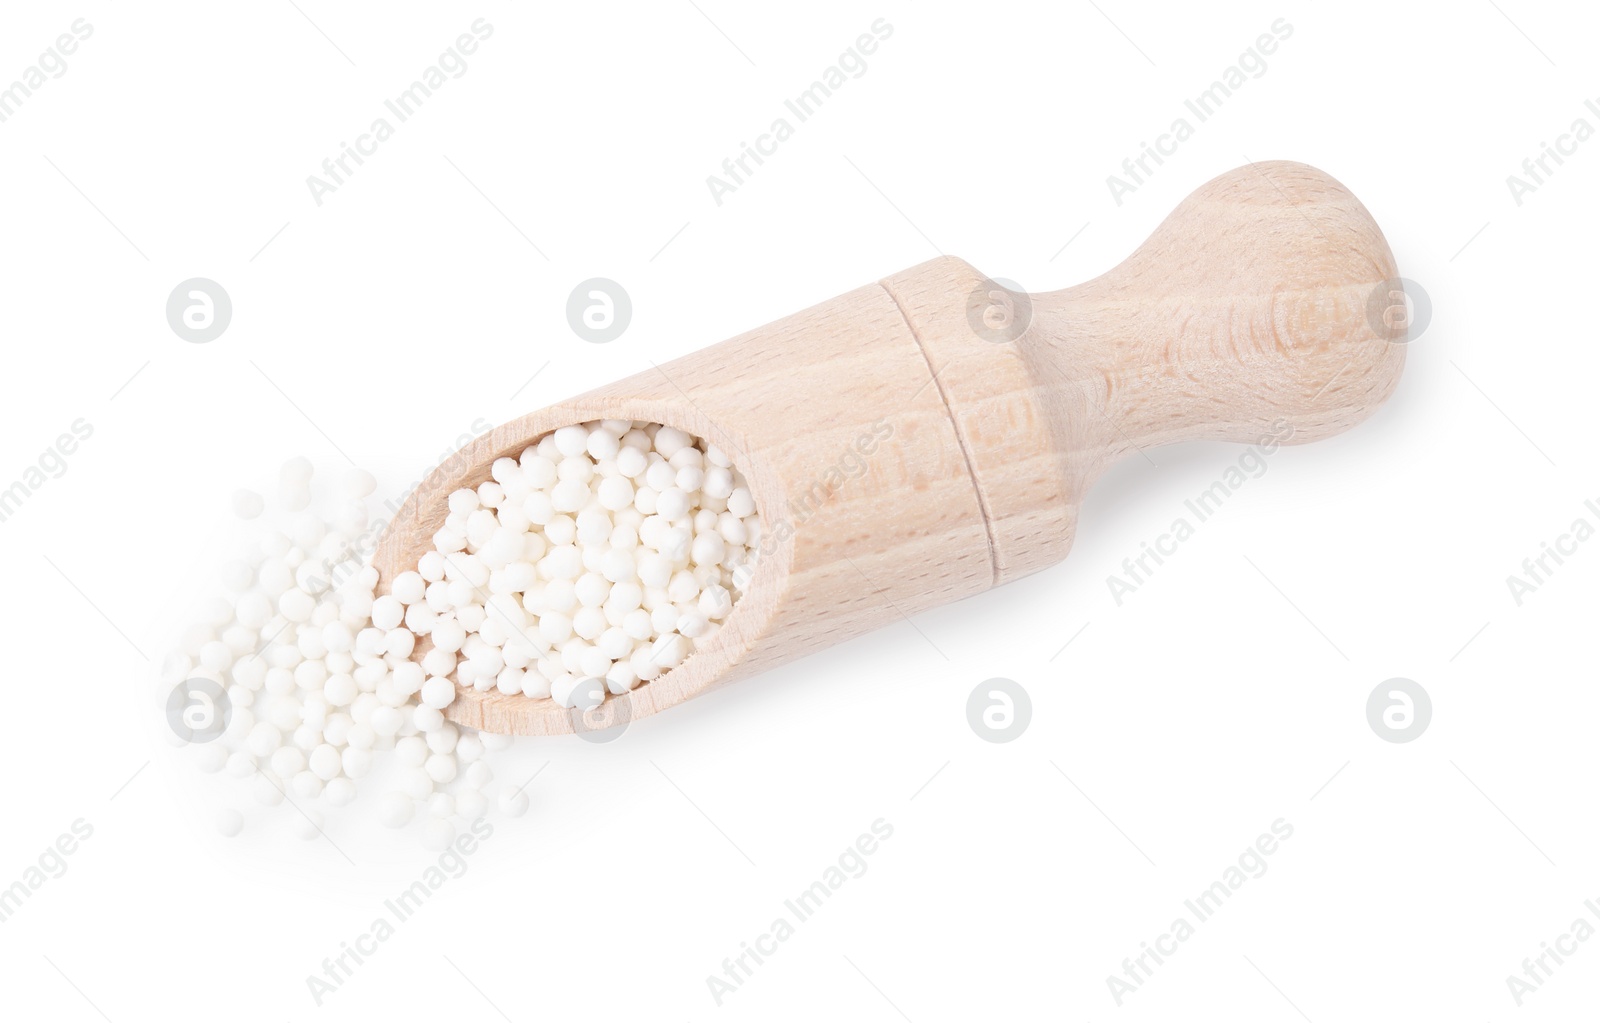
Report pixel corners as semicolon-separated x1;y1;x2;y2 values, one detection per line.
164;422;759;847
405;420;760;708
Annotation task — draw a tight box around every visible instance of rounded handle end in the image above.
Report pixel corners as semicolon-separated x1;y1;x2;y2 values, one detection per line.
1035;160;1407;462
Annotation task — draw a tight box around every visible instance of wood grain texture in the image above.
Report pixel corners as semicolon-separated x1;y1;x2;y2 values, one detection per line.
373;161;1406;735
882;160;1405;583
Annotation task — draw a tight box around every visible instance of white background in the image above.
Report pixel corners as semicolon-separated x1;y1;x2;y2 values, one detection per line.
1;1;1595;1019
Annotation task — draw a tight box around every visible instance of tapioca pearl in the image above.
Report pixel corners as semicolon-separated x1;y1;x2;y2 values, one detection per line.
480;528;525;570
476;482;506;510
501;642;534;670
421;648;456;681
495;667;525;695
317;711;350;746
515;445;552;482
233;489;266;520
424;722;458;754
420;676;456;710
269;746;306;778
391;571;426;605
490;456;521;486
425;753;458;784
652;426;692;459
579;428;618;462
291;771;323;799
655;487;691;521
403;602;437;635
383;629;415;659
596;548;635;584
703;466;734;500
700;585;734;619
609;523;639;551
521;492;556;530
572;573;609;608
477;615;510;648
370;595;403;632
661;528;693;563
462;510;495;551
597;627;634;661
538;578;578;614
495;499;531;532
522;672;553;700
604;662;640;695
539;612;573;645
553;424;590;459
216;808;245;837
675;465;705;494
369;705;404;739
415;553;448;587
572;607;608;642
558;457;595;487
616;446;648;479
308;743;343;781
437;579;470;610
668;445;704;471
677;610;710;638
575;510;611;546
322;673;356;708
281;582;318;624
300;695;330;730
412;704;444;733
540;544;584;581
629;646;662;682
550;479;588;513
691;531;726;568
549;673;582;708
644;460;676;492
467;644;504;676
453;554;491;586
578;645;611;680
499;561;537;594
455;658;485;690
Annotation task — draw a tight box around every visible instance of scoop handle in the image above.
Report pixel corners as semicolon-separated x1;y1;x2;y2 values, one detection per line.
882;160;1407;582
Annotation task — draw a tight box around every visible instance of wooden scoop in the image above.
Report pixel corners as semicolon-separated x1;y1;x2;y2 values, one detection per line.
374;161;1407;736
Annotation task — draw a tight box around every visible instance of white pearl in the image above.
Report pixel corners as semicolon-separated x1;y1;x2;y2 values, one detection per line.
420;676;456;709
425;753;458;784
232;490;265;520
